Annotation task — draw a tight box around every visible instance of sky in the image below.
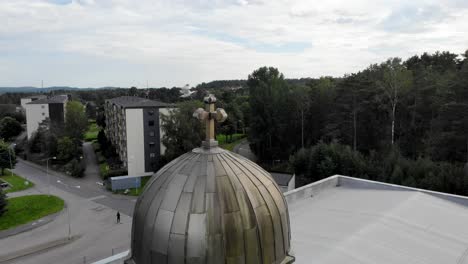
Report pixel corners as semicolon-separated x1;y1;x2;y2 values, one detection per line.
0;0;467;88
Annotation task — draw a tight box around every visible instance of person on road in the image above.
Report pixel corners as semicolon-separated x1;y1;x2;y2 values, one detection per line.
116;211;120;224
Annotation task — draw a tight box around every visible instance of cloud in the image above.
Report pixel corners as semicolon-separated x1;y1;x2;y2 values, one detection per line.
379;4;453;33
0;0;466;87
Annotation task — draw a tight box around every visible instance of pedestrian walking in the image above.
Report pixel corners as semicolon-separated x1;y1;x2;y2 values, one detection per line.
116;211;121;224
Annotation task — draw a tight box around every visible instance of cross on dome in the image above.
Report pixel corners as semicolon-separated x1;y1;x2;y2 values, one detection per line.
193;94;228;149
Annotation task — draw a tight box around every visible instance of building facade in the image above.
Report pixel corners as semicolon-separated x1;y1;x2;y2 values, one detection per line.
104;96;173;176
24;95;68;139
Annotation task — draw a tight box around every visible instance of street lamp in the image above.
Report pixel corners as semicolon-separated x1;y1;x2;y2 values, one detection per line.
56;179;72;240
46;156;57;196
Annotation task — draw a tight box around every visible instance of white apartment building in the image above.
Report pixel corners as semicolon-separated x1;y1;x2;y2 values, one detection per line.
104;96;174;176
24;95;69;139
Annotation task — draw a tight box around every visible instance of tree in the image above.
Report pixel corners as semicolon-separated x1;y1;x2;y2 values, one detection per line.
129;86;138;96
96;111;106;128
57;137;77;161
291;86;310;149
161;101;204;161
65;101;88;141
376;58;413;146
0;117;22;140
0;141;16;175
85;102;97;119
248;67;290;161
0;189;6;217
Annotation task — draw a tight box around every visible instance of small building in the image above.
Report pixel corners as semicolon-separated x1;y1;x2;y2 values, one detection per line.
270;172;295;192
104;96;174;176
24;95;69;139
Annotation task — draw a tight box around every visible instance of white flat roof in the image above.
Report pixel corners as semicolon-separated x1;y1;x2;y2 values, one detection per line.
287;176;468;264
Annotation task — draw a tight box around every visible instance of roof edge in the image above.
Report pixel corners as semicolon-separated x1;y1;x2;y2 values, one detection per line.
285;175;468;207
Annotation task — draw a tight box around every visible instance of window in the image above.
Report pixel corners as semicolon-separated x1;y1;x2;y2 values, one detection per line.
148;120;154;126
41;105;45;109
42;112;45;116
149;142;155;148
148;110;154;116
150;153;156;158
149;131;155;137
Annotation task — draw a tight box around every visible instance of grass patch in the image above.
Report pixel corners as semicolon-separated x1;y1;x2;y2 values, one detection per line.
113;176;151;196
216;133;245;145
84;120;99;142
217;134;246;151
0;170;34;193
0;195;64;231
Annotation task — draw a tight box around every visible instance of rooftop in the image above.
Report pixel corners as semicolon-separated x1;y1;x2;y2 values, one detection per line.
26;95;68;104
287;175;468;264
97;174;468;264
106;96;171;108
22;95;47;99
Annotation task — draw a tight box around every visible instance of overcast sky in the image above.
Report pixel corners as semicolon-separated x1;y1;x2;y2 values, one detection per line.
0;0;467;88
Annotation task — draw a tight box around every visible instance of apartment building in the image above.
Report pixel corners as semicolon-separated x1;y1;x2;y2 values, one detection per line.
24;95;69;139
104;96;173;176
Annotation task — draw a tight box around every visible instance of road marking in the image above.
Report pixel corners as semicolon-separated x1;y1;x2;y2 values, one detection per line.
88;195;107;201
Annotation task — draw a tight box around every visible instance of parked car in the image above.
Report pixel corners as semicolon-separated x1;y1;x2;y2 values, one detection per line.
0;182;9;188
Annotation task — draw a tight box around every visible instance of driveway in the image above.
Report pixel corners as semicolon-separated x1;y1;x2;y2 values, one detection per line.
233;139;257;162
82;142;102;187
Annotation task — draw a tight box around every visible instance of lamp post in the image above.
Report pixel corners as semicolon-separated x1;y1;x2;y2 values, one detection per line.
56;179;72;240
46;156;57;196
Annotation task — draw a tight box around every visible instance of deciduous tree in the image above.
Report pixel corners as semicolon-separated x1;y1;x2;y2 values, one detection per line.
0;141;16;175
161;101;204;161
65;101;88;141
0;117;22;140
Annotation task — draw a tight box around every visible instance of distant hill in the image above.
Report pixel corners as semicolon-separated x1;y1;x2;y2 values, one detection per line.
0;86;120;94
195;78;319;91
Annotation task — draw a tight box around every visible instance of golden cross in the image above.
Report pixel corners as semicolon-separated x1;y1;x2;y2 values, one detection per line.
193;94;228;148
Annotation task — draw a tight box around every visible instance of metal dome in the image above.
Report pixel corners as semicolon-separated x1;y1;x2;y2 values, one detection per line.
127;147;294;264
127;94;294;264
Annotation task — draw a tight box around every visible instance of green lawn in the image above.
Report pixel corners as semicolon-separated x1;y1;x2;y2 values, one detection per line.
84;120;100;141
0;195;64;231
113;176;151;196
217;134;246;151
0;170;34;193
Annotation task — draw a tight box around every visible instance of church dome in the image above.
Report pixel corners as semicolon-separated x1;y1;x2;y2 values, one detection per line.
127;95;294;264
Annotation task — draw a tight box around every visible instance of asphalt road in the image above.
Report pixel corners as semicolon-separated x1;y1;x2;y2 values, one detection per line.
233;139;257;162
13;159;137;216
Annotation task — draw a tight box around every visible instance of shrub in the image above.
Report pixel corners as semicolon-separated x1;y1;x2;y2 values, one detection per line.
99;163;110;179
65;159;85;178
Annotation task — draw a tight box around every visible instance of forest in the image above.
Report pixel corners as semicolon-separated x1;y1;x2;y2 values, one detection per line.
1;50;467;195
247;50;468;195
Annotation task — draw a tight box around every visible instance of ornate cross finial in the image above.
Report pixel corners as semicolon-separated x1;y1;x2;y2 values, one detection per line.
193;94;228;149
